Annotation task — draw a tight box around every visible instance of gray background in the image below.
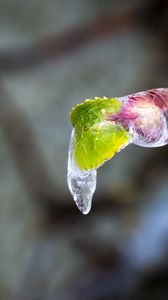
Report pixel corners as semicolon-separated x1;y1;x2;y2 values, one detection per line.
0;0;168;299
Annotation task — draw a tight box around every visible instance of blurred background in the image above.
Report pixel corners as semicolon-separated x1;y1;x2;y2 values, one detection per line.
0;0;168;299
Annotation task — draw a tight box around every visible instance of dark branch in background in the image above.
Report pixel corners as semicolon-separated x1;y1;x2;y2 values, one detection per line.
0;8;137;73
0;0;166;74
141;0;168;32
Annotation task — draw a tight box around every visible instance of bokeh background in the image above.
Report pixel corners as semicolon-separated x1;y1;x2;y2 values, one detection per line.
0;0;168;299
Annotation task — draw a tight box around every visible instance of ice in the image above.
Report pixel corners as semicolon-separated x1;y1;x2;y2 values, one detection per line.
67;111;168;215
67;89;168;214
127;102;168;148
67;129;97;214
118;89;168;148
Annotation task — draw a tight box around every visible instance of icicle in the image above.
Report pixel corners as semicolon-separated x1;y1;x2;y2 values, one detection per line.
67;129;97;214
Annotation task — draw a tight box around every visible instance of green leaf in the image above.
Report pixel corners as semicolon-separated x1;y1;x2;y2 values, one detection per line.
75;121;129;170
70;97;130;170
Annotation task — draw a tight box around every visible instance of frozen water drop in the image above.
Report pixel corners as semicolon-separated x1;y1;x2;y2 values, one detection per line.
67;129;97;214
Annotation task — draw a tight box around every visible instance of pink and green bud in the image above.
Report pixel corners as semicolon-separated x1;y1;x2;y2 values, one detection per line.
68;88;168;214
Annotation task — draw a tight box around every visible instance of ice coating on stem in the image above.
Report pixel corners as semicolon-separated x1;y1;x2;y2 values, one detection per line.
67;129;97;214
68;88;168;214
117;88;168;147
